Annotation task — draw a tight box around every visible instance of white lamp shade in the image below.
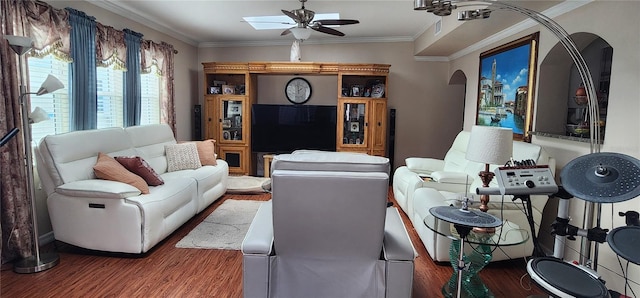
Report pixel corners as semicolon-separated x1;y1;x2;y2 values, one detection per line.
5;35;33;55
36;74;64;95
466;125;513;165
29;107;50;124
290;27;312;40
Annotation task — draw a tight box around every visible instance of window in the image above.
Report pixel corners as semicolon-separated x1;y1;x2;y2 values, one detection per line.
27;54;71;146
140;65;161;125
27;54;161;143
96;66;124;129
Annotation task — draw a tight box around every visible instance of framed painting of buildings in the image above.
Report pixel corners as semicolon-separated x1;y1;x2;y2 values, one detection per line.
476;32;539;141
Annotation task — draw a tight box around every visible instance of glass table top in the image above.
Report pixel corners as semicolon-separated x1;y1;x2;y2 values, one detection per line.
423;213;529;246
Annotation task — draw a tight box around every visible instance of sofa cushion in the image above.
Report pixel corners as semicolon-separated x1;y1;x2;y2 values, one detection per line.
512;141;543;163
125;124;176;175
36;127;136;189
165;143;202;172
273;151;389;174
93;152;150;194
195;139;217;166
115;156;165;186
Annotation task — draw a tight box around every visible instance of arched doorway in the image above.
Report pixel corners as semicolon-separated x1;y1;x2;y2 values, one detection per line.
449;69;467;132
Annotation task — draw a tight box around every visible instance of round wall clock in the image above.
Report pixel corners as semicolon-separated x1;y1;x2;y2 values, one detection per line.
285;77;312;104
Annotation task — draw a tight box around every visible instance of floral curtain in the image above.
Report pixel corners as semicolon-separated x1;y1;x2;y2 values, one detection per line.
96;23;126;70
141;40;176;134
0;0;69;265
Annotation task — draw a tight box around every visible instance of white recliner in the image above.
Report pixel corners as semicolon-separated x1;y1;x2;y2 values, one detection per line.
242;151;416;298
393;131;556;262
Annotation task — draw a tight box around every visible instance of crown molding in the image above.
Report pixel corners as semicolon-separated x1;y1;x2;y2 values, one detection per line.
89;0;199;46
199;36;414;48
414;56;450;62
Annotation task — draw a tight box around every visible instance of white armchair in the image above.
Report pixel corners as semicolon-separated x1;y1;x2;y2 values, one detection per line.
242;151;415;298
392;131;556;262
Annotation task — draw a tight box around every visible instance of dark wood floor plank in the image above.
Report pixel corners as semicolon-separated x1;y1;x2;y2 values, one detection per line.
1;189;543;297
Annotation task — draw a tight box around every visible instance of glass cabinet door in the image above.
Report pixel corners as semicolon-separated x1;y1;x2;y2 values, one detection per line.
220;98;243;142
341;102;367;146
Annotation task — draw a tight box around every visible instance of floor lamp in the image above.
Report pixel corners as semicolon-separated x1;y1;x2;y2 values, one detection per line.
5;35;64;273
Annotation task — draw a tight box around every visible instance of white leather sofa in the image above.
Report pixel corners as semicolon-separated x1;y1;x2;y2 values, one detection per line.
393;130;556;262
35;124;229;254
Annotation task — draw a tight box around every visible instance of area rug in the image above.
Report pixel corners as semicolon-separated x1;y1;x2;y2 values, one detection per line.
176;199;263;250
226;175;271;194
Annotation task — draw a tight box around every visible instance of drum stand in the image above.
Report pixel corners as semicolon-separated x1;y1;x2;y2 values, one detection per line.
453;224;472;298
528;152;640;298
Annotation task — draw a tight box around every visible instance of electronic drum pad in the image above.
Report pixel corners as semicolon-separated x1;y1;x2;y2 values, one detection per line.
429;206;502;228
606;226;640;265
560;152;640;203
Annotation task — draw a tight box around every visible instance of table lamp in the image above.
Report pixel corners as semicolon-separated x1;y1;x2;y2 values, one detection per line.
465;125;513;213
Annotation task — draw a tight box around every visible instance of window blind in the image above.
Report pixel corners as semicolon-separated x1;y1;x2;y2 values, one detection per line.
140;66;161;125
96;66;124;129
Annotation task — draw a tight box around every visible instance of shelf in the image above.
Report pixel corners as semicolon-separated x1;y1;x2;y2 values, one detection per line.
529;131;603;143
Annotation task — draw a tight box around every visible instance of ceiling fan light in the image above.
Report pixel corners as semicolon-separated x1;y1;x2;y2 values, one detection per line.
434;9;452;16
458;9;491;21
290;27;312;40
414;0;428;10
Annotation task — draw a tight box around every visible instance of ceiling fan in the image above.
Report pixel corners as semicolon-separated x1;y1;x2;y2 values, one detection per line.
280;0;359;38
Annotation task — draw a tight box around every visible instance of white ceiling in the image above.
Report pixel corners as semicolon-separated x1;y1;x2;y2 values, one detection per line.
86;0;573;55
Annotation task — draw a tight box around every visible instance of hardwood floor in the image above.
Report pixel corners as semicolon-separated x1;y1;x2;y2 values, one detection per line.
1;189;544;297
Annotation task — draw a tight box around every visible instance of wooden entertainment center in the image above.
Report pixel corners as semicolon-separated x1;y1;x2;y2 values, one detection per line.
202;61;390;175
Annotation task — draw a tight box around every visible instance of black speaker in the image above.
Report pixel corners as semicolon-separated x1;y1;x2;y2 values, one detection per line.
388;108;396;174
193;104;202;140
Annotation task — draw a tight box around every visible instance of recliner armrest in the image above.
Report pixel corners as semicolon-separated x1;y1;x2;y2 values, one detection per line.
430;171;475;185
383;207;416;261
241;200;274;255
405;157;445;176
56;179;142;199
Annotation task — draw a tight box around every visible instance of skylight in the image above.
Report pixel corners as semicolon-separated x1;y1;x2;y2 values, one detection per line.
243;13;340;30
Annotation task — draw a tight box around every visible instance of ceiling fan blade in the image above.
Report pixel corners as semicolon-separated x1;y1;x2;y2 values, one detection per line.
310;24;345;37
281;28;292;36
242;20;296;25
315;19;360;26
281;9;301;23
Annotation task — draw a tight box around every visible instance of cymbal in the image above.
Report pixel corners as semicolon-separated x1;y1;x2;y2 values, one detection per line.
560;152;640;203
430;206;502;228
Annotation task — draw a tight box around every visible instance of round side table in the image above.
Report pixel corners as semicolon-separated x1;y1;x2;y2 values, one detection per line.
424;213;529;298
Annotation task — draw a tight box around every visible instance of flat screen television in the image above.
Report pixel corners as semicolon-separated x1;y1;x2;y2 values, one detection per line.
251;104;337;153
